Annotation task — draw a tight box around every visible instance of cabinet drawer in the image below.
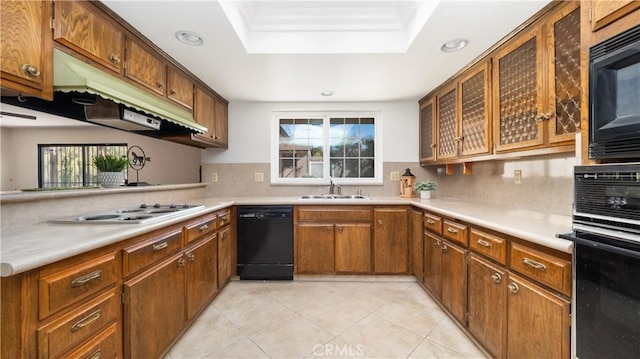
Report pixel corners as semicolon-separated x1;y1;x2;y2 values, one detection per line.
38;289;119;359
66;322;118;359
185;214;217;244
123;230;182;277
469;229;507;265
423;213;443;235
297;207;372;222
217;209;232;228
39;252;118;319
442;220;468;246
510;242;571;296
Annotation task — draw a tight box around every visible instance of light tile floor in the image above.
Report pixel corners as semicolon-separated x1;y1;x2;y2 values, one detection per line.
167;277;487;359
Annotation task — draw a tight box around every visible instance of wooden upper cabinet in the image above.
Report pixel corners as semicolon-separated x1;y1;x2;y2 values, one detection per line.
214;96;229;147
195;86;216;141
459;61;492;156
419;98;437;162
1;0;53;99
54;0;123;74
167;66;194;111
547;2;581;144
493;26;545;152
125;37;166;96
436;85;459;160
590;0;640;31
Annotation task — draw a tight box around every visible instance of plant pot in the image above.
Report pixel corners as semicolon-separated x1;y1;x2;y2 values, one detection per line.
97;171;125;188
420;190;432;199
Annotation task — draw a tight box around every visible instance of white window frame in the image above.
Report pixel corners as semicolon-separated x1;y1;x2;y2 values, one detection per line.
271;111;383;185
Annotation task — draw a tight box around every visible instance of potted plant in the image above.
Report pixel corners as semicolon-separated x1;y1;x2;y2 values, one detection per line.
414;181;437;199
92;154;128;188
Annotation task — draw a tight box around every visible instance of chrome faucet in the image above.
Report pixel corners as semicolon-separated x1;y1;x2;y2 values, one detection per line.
329;178;335;194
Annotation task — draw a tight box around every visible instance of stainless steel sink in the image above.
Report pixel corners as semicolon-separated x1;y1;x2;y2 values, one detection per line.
298;194;371;200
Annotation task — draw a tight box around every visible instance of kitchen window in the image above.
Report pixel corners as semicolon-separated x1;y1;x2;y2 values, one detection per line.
271;112;382;185
38;144;128;188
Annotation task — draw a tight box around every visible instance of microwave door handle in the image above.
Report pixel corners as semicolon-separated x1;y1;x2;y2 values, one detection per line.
563;233;640;260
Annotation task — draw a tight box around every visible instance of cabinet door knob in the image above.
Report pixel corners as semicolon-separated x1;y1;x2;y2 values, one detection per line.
441;244;448;253
535;112;553;123
109;54;120;65
188;253;195;262
434;240;441;248
338;227;343;232
21;64;40;77
507;282;519;294
156;81;164;88
170;89;177;95
325;227;332;232
378;219;383;225
178;257;185;267
491;273;502;284
87;349;102;359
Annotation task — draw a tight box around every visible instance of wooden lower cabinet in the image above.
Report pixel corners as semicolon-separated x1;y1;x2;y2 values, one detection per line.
296;223;335;273
217;226;234;288
506;274;570;359
468;254;570;359
373;208;409;273
440;239;467;323
468;254;507;359
334;223;372;273
123;252;187;359
186;235;218;321
423;232;443;298
409;209;424;281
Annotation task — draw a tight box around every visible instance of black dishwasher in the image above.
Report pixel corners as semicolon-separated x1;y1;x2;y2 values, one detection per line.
237;206;293;280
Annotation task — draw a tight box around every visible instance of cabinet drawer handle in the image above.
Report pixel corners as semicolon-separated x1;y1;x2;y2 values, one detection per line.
71;310;101;332
188;253;195;262
441;244;448;253
152;242;169;251
447;227;458;234
426;219;436;225
477;239;492;248
109;53;120;65
221;215;229;221
523;257;547;271
87;349;101;359
507;282;519;294
178;257;185;267
198;224;209;232
70;270;102;288
491;273;502;284
535;112;553;122
21;64;40;77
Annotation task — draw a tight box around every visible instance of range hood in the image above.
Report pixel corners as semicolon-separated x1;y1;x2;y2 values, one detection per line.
0;49;206;137
53;49;206;134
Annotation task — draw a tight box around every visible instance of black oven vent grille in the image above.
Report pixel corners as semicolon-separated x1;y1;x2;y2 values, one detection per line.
589;139;640;159
574;215;640;234
575;176;640;222
590;24;640;59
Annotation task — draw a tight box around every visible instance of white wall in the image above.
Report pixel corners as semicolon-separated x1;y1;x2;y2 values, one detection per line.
201;101;419;163
1;125;202;191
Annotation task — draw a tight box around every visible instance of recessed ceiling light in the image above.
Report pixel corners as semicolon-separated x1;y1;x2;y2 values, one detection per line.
175;31;204;46
321;91;333;97
440;39;468;53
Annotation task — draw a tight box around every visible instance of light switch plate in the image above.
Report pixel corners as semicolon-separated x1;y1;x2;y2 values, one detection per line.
390;171;400;181
211;172;218;182
255;173;264;182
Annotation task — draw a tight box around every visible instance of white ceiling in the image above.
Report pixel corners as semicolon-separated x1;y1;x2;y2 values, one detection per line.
101;0;551;103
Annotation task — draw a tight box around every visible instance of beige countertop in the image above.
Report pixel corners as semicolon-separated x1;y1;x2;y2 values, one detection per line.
0;196;573;277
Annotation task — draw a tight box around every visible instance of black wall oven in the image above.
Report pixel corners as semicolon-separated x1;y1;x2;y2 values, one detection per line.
560;163;640;358
589;25;640;160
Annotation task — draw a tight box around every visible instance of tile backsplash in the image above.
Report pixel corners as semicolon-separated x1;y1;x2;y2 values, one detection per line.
202;153;576;216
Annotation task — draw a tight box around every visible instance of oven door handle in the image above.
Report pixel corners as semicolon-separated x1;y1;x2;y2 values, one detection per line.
561;233;640;260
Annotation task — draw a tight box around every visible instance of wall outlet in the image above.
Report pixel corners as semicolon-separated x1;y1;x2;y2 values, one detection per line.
514;170;522;184
211;172;218;182
390;171;400;181
254;172;264;182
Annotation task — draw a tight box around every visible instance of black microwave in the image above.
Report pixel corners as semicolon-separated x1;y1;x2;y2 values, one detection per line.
589;25;640;160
